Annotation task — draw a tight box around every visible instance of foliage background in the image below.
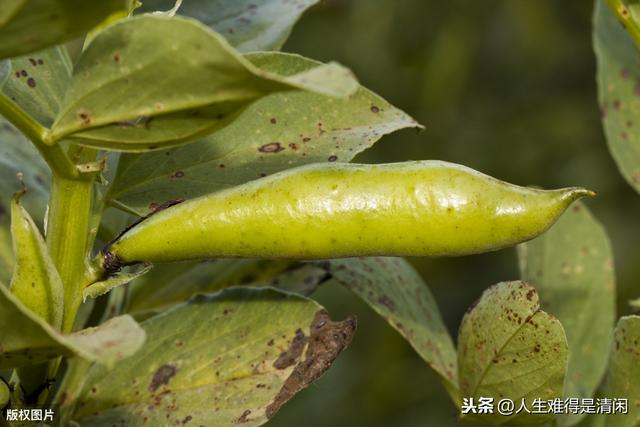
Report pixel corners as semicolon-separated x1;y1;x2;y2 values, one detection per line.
267;1;640;426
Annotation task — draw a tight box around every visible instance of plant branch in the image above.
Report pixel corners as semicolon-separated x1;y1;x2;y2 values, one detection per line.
0;93;77;178
47;175;96;333
607;0;640;50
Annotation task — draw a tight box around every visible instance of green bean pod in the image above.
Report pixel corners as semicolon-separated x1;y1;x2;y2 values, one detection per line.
98;161;593;274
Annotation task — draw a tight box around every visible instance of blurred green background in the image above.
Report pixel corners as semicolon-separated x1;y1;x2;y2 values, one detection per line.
267;1;640;426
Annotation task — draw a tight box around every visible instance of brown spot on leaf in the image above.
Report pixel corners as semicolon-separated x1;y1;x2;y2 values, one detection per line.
258;142;284;153
78;112;91;125
328;155;338;162
377;295;395;311
370;105;380;113
148;364;177;392
270;118;277;124
28;58;36;66
237;409;251;424
273;329;307;369
526;289;536;301
265;310;357;418
171;171;185;179
27;78;36;88
113;52;121;63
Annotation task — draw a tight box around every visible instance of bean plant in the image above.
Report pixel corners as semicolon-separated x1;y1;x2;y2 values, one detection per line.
0;1;638;426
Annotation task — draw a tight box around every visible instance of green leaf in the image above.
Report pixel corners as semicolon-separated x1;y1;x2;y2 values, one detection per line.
0;283;144;369
50;15;357;150
138;0;318;52
594;1;640;194
1;45;72;126
71;287;356;426
602;315;640;427
10;191;64;328
0;118;50;283
107;52;420;215
0;0;129;60
317;257;459;401
458;281;568;426
518;201;615;426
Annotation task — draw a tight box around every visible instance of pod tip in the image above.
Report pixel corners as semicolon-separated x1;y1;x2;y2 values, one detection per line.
564;187;596;201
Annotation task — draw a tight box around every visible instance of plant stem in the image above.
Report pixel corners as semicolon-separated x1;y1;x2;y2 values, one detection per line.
47;174;95;333
0;93;77;178
607;0;640;49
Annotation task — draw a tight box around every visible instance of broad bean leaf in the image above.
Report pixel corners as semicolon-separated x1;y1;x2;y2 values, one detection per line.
602;316;640;427
50;16;357;150
0;119;49;283
2;45;72;126
518;202;615;426
0;283;144;369
594;1;640;194
0;0;129;60
10;191;63;328
71;288;356;427
458;281;568;425
317;257;459;401
107;52;420;215
138;0;319;52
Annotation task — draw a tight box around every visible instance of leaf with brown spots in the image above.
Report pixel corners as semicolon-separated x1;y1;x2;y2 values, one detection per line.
316;257;459;402
2;45;72;126
50;16;357;151
601;315;640;427
595;2;640;194
0;0;129;60
107;52;420;216
138;0;319;52
0;282;144;369
518;201;615;426
458;281;568;425
71;288;354;427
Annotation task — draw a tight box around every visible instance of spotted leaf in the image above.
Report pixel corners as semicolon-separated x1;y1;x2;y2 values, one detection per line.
458;281;568;426
107;52;420;215
594;1;640;194
70;288;356;427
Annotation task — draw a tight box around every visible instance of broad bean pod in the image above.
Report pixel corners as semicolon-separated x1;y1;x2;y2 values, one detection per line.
96;161;593;276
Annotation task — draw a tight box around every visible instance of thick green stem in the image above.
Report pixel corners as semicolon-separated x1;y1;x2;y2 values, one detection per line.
607;0;640;50
0;93;77;178
47;175;95;333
